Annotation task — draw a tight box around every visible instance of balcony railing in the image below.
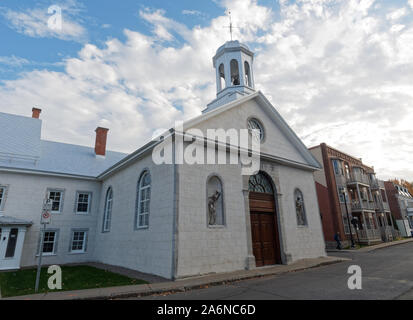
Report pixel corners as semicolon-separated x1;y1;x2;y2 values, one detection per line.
348;172;370;185
351;200;375;211
375;201;384;212
370;180;379;190
356;228;381;241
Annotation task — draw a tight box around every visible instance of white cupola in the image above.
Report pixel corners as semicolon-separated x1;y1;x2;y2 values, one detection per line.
203;40;256;113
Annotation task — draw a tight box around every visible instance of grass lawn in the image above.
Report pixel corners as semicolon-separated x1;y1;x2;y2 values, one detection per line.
0;265;148;298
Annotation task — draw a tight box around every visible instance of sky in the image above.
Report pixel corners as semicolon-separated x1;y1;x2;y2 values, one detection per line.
0;0;412;181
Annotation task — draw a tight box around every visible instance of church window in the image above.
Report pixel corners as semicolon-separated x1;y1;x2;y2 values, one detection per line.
247;118;265;142
102;187;113;232
230;59;240;85
207;176;224;226
248;172;273;194
294;189;307;226
244;61;251;87
136;171;151;229
219;63;226;90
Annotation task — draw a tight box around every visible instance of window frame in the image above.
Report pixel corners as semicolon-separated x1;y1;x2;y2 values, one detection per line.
135;171;151;230
75;191;92;215
102;187;113;233
46;189;65;214
37;229;59;256
69;229;88;254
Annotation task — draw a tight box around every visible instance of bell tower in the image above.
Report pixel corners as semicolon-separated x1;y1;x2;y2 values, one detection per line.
203;40;256;113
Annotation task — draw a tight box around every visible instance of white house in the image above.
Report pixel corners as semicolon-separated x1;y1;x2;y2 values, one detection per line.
0;41;326;279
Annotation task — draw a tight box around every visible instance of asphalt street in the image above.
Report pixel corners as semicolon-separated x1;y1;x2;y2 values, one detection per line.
131;242;413;300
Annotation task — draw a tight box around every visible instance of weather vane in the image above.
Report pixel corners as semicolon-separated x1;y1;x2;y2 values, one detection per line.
223;10;239;41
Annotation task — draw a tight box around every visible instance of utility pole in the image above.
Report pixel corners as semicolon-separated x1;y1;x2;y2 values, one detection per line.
35;199;52;293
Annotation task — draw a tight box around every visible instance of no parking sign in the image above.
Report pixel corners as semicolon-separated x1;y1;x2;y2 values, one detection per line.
41;199;52;224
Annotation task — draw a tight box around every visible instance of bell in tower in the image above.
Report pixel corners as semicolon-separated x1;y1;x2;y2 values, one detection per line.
203;40;256;113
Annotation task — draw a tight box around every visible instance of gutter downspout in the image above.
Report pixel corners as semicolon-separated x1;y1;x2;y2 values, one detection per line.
171;133;179;280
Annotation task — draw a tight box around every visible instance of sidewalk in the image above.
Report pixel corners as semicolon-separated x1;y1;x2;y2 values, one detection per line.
2;256;348;300
327;237;413;253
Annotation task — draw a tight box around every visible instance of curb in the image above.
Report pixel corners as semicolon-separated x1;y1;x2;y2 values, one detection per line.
327;238;413;254
76;258;349;300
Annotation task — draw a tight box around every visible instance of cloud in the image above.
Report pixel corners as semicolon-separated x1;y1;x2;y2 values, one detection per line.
182;9;204;16
386;7;407;20
0;55;29;67
0;1;86;41
0;0;412;180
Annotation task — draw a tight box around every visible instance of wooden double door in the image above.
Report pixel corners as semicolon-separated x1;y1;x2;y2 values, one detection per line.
249;192;281;267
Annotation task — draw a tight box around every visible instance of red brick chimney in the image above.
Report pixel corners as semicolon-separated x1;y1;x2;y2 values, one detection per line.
32;107;42;119
94;127;109;157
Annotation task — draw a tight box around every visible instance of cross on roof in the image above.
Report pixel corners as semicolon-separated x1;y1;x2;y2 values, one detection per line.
223;10;239;41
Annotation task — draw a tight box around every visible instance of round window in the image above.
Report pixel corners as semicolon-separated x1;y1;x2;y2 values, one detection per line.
247;118;264;142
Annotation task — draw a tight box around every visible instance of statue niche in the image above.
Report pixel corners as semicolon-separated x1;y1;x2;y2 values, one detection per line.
207;176;224;226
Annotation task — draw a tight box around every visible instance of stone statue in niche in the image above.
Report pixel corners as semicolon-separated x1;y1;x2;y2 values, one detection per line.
208;190;221;225
295;196;305;225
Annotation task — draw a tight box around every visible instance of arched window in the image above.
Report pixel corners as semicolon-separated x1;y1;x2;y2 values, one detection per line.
248;172;273;194
218;63;226;90
102;187;113;232
136;171;151;228
244;61;251;87
207;176;224;226
230;59;240;85
294;189;307;226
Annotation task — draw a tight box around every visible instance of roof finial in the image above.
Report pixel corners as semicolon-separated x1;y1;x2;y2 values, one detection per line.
224;10;239;41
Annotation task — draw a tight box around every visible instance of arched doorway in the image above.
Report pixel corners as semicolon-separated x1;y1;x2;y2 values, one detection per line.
248;172;282;266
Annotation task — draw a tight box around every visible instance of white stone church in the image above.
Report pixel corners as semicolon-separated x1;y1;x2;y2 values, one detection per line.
0;41;326;279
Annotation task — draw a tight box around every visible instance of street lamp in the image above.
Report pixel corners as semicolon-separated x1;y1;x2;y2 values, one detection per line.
342;188;355;248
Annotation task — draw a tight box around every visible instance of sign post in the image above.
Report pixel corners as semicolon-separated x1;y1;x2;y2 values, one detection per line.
35;199;52;293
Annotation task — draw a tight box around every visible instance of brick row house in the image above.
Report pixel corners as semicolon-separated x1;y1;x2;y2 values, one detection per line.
309;143;399;249
384;182;413;238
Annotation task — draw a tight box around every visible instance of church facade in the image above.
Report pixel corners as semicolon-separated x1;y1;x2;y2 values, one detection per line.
0;41;326;279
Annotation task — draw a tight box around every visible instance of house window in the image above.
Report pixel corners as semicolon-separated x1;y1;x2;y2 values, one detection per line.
294;189;307;226
102;187;113;232
338;187;349;203
342;216;350;234
70;230;87;253
0;186;6;211
75;192;91;214
344;163;350;179
136;171;151;229
332;160;342;175
207;176;224;226
47;189;64;213
39;230;58;255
